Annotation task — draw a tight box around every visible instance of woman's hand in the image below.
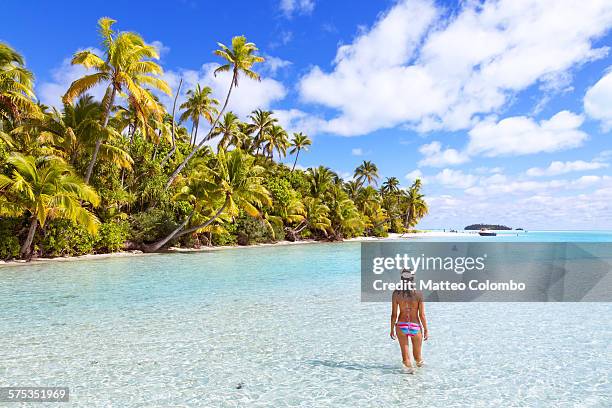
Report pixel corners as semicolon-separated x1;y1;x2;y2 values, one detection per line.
390;328;396;340
423;329;429;341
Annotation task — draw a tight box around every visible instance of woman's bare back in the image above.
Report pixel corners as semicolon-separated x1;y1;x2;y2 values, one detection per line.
392;290;422;322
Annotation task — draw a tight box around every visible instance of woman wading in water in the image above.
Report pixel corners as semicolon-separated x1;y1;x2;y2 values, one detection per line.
390;269;429;372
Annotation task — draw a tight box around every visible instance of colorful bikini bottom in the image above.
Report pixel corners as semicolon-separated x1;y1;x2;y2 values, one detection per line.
396;322;420;336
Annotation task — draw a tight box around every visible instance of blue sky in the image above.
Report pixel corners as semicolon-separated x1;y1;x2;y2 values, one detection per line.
2;0;612;229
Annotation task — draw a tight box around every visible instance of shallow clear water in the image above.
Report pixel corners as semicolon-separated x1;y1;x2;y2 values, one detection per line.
0;232;611;407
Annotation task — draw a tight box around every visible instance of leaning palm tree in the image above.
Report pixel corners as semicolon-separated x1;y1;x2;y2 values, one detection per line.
179;84;219;147
354;160;379;186
62;17;171;183
0;42;39;121
166;36;265;189
289;132;311;170
0;153;100;258
146;149;271;251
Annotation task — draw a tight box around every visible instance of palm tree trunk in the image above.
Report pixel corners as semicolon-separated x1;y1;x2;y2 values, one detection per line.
166;69;237;190
20;217;38;259
144;196;230;252
161;78;183;167
173;196;229;238
143;210;195;252
192;122;199;147
85;86;116;183
405;206;414;229
189;125;195;147
292;149;301;171
294;220;309;234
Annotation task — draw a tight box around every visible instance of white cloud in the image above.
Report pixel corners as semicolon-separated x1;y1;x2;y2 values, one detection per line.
418;141;470;167
405;169;423;182
464;175;609;196
414;110;589;165
526;159;609;177
162;63;286;120
274;108;326;136
280;0;315;18
420;186;612;230
263;55;292;76
474;166;503;174
431;169;478;189
38;48;107;108
351;148;363;156
584;68;612;131
297;0;612;136
150;40;170;58
467;111;588;157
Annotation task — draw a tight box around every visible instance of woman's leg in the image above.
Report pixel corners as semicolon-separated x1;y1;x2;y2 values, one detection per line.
396;327;412;367
410;330;424;366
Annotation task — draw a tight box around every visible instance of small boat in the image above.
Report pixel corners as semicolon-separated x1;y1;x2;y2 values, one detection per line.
479;228;497;236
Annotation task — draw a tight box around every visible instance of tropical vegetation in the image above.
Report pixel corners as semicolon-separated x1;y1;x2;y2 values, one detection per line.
0;18;428;260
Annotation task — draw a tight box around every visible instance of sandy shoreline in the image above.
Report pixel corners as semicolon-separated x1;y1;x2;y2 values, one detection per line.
0;231;476;267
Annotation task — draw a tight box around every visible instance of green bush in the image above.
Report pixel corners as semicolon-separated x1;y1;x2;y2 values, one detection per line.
271;221;285;241
40;220;95;257
212;222;237;246
236;215;272;245
129;208;181;243
265;177;293;208
0;218;21;259
95;220;130;252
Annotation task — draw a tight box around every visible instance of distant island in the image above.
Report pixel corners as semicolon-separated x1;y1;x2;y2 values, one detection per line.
465;224;512;230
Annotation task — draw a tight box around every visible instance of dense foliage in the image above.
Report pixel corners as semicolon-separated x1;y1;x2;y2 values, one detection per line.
0;19;428;260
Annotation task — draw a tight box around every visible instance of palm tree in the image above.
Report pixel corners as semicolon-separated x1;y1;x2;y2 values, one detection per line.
289;132;311;170
0;153;100;258
403;179;428;229
307;166;333;198
31;95;132;170
354;160;379;186
179;84;219;147
288;197;330;239
380;176;402;228
344;180;362;201
355;186;381;217
326;184;364;239
248;109;277;155
381;176;400;195
146;149;271;251
263;124;288;161
166;36;264;188
0;43;39;122
62;17;171;183
214;112;241;149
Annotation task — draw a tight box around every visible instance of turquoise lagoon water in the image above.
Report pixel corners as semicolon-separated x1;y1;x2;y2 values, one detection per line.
0;231;611;407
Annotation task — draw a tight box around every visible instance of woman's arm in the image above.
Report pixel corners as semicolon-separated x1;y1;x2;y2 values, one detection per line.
418;298;429;340
390;294;398;339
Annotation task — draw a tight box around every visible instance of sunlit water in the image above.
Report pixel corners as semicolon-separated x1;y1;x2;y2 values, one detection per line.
0;232;611;407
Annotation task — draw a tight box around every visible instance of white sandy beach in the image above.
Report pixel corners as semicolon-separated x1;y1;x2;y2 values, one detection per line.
0;230;477;267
